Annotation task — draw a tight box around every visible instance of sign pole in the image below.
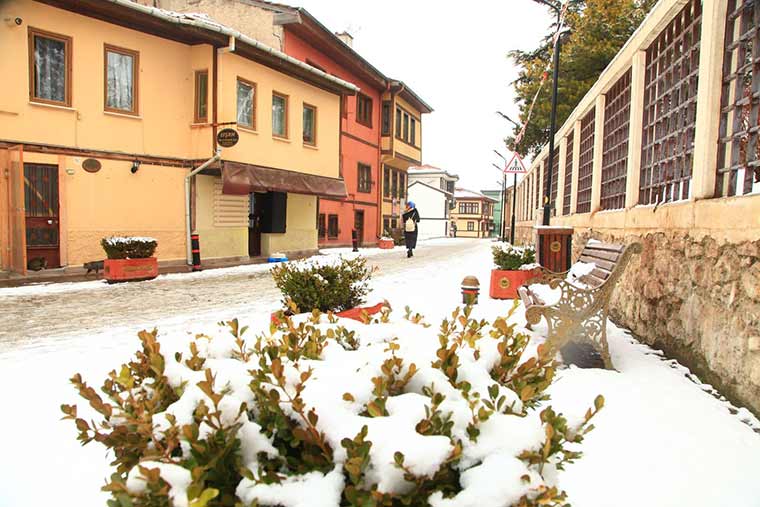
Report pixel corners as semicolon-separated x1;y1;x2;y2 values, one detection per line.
503;152;527;245
500;171;507;241
510;172;517;244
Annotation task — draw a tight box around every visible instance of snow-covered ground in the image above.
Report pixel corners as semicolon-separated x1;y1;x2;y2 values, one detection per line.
1;238;759;507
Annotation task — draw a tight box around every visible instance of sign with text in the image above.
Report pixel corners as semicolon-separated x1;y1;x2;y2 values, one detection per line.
505;153;528;174
217;128;240;148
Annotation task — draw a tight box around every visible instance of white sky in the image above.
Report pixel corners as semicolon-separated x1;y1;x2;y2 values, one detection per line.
296;0;551;192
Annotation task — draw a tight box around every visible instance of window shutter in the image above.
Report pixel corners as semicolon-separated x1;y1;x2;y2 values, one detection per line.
214;179;249;227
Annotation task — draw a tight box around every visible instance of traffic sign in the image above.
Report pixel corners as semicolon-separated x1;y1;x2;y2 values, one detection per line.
504;153;527;174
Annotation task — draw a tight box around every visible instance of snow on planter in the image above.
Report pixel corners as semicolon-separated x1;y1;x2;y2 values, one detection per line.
62;305;603;507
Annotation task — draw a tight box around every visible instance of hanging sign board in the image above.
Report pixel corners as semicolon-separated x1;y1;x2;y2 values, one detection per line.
505;153;528;174
217;128;240;148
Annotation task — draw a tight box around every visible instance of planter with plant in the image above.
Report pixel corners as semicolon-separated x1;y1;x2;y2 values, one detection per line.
101;236;159;283
490;243;540;299
270;256;381;323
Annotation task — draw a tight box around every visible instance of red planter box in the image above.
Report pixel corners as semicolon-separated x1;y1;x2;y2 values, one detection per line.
104;257;159;283
378;239;395;249
489;268;540;299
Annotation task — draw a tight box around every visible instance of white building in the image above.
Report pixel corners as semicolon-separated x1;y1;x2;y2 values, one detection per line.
407;165;459;240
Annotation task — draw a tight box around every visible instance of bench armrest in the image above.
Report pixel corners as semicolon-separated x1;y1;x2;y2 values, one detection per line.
524;277;603;325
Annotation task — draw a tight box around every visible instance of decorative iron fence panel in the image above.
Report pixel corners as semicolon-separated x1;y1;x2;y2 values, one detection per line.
576;108;596;213
563;131;574;215
601;69;632;210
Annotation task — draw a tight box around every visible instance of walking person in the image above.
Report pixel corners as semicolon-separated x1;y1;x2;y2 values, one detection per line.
402;201;420;258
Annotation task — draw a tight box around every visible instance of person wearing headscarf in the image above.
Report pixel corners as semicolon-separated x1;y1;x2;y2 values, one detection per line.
402;201;420;258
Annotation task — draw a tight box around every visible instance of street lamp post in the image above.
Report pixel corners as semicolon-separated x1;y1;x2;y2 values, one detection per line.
492;151;509;242
495;113;522;245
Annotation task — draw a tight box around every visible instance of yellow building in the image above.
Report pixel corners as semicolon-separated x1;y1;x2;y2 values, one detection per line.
0;0;357;275
380;81;433;233
451;189;496;238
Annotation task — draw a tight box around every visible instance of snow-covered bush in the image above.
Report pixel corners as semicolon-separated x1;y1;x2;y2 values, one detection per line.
271;256;374;313
101;236;158;259
62;304;602;507
492;244;536;271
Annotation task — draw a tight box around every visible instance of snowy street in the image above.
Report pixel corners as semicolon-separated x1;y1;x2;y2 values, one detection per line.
1;238;760;507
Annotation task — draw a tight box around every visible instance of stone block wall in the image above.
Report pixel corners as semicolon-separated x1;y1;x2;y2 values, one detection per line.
573;229;760;417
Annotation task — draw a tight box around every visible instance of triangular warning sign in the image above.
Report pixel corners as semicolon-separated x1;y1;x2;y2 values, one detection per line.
504;153;527;174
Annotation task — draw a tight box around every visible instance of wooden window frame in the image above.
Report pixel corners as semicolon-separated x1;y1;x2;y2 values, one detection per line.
327;214;339;238
357;163;372;193
194;69;209;124
410;117;417;146
236;77;257;130
28;27;72;107
467;221;475;231
395;107;402;137
383;165;391;198
318;213;326;238
103;43;139;115
381;101;391;135
302;102;317;146
272;91;289;139
356;93;373;128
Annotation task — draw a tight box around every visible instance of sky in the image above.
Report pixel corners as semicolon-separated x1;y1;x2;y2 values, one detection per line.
296;0;551;192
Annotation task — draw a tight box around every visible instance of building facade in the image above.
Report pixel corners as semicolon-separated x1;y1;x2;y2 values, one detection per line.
407;165;458;239
145;0;433;247
451;189;496;238
0;0;356;275
512;0;760;416
481;187;515;240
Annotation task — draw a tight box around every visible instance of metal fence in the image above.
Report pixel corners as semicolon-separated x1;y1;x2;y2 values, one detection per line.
576;108;596;213
601;69;632;210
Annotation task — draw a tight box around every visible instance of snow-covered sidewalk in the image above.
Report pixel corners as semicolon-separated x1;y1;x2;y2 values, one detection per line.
1;238;759;507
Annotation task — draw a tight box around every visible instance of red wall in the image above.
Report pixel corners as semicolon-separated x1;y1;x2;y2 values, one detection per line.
283;30;381;246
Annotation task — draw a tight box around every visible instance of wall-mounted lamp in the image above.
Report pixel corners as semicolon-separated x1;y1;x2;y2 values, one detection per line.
130;160;141;174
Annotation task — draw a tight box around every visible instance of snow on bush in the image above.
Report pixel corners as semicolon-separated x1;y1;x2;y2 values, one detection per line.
271;256;375;313
101;236;158;259
491;244;537;271
62;303;603;507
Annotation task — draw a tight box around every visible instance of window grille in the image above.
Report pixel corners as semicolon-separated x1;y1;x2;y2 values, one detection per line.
601;69;632;210
716;0;760;196
576;108;596;213
563;131;574;215
544;148;559;215
639;0;702;205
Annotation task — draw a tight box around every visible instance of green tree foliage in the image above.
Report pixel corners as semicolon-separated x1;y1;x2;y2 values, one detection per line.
507;0;656;156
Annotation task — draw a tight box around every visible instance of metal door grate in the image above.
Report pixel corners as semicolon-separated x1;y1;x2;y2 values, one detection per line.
639;0;702;205
563;131;574;215
716;0;759;197
601;69;632;210
576;108;596;213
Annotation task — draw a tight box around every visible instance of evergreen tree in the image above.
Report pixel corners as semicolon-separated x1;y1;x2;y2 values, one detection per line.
506;0;656;156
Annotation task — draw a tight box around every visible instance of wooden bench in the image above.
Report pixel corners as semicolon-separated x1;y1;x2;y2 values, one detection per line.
518;241;642;369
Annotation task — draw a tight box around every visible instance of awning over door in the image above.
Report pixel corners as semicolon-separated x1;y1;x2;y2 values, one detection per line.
222;161;347;198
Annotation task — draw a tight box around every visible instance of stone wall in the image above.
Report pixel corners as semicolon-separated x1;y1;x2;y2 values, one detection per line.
573;229;760;417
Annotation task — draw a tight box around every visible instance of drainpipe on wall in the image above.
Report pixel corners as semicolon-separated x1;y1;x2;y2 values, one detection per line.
185;150;221;265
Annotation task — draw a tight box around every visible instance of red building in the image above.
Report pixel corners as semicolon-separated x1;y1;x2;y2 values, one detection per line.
280;16;387;247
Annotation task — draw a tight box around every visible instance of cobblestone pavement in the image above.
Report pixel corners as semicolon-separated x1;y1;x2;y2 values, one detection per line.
0;238;484;352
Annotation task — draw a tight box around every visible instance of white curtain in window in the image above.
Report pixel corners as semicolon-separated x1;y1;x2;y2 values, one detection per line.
273;95;286;136
106;51;134;111
34;37;66;102
237;81;253;126
303;106;314;143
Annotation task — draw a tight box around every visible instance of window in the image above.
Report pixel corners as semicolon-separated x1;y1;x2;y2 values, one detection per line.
467;221;474;232
381;102;391;135
384;166;390;198
391;218;398;229
272;92;288;138
394;106;419;146
303;103;317;145
104;45;139;114
356;93;373;127
458;202;479;214
392;170;398;198
236;78;255;129
327;214;339;238
29;28;71;106
194;70;208;123
318;213;326;238
410;118;416;146
399;171;406;200
383;217;390;234
396;107;402;137
403;113;409;141
358;163;372;193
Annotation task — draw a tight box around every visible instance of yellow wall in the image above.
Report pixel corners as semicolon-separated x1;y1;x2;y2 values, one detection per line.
0;0;212;159
217;52;341;178
195;175;248;259
393;95;422;164
261;193;318;257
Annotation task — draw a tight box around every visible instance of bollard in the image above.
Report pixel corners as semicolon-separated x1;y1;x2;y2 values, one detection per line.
461;275;480;305
352;229;359;252
191;232;202;272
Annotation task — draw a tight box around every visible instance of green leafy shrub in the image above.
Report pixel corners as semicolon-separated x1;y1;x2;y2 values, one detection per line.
101;236;158;259
492;243;536;270
270;256;374;313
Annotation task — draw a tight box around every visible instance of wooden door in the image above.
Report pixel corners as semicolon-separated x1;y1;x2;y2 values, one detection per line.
354;210;364;246
24;163;60;269
248;192;264;257
8;146;26;275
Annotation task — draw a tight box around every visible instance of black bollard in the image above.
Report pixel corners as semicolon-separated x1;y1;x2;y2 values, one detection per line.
191;233;201;271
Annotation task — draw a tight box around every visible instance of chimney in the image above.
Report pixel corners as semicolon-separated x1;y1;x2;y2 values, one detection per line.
335;31;353;48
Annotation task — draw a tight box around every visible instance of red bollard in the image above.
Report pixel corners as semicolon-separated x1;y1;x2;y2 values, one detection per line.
191;233;201;271
352;229;359;252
